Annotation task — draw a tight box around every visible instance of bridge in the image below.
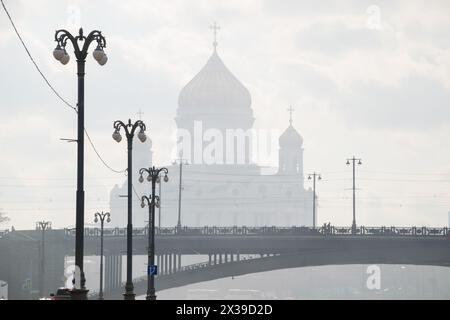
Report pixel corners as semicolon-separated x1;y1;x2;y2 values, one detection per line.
1;226;450;299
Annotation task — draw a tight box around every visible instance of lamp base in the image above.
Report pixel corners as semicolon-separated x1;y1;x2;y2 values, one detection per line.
70;288;89;300
123;292;136;300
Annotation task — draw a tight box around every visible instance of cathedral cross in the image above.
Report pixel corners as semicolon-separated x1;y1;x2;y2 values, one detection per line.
287;106;295;125
137;109;144;120
210;21;220;49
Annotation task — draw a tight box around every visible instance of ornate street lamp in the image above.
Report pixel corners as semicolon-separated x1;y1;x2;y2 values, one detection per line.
94;211;111;300
53;28;107;300
139;166;169;300
112;119;147;300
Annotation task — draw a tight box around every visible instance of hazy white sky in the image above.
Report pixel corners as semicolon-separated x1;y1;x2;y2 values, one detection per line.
0;0;449;229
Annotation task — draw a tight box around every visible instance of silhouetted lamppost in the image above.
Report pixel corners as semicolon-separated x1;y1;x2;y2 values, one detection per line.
308;172;322;228
173;154;188;230
36;221;51;298
53;28;107;300
112;119;147;300
139;166;169;300
346;156;362;235
94;211;110;300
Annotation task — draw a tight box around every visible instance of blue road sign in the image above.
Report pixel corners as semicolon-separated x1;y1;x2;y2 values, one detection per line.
148;265;158;276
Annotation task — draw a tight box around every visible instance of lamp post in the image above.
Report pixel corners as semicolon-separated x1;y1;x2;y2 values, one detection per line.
308;173;322;228
36;221;51;298
112;119;147;300
139;167;169;300
94;211;110;300
346;156;362;235
173;154;188;230
53;28;107;300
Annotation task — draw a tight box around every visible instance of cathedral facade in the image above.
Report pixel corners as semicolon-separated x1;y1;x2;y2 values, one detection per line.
109;38;315;228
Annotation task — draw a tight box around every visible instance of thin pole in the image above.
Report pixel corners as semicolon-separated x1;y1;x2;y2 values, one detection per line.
158;179;161;229
75;59;86;294
352;157;356;233
308;173;321;229
147;180;156;300
99;220;104;300
312;174;316;228
347;156;361;234
177;161;183;229
124;137;135;299
39;227;45;297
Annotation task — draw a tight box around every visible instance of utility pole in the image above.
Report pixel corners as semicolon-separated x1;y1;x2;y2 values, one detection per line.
308;173;321;228
174;153;188;230
158;180;162;229
346;156;362;234
36;221;51;298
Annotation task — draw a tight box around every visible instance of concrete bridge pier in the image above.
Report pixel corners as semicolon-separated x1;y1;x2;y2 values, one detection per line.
164;254;168;275
157;255;161;274
104;254;122;294
159;254;163;275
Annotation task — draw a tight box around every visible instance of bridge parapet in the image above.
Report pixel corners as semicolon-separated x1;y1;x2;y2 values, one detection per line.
65;226;450;238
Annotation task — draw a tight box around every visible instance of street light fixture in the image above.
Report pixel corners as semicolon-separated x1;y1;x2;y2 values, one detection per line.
53;27;107;300
112;119;147;300
93;211;110;300
139;166;169;300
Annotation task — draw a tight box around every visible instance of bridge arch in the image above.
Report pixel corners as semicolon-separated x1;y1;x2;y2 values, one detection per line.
101;243;450;299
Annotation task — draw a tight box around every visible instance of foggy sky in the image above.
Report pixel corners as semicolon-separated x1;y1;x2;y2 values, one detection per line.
0;0;449;229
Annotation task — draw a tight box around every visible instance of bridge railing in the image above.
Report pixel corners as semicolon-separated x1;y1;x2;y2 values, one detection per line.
64;226;450;238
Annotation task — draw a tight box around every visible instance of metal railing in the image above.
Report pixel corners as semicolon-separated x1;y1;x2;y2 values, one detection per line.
64;226;450;238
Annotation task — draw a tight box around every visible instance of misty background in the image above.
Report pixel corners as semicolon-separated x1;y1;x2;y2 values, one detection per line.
1;0;450;300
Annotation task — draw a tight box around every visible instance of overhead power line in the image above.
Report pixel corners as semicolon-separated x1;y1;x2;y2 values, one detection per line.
1;0;76;112
1;0;125;174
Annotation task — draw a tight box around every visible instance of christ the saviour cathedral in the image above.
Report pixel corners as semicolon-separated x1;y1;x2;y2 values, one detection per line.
110;29;315;228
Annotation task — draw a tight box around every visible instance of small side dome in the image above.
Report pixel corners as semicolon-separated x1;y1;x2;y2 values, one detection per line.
279;124;303;147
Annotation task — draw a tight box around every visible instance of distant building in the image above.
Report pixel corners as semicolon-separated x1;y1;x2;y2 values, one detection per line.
110;32;315;227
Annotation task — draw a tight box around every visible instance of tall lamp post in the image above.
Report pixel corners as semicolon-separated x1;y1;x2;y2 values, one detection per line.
94;211;110;300
53;28;107;300
346;156;362;235
139;167;169;300
173;154;188;230
36;221;51;298
112;119;147;300
307;172;321;228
